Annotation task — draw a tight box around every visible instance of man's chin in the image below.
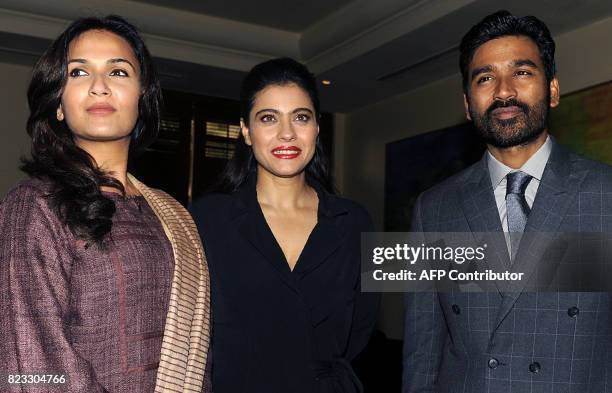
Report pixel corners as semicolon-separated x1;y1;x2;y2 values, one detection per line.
483;129;544;148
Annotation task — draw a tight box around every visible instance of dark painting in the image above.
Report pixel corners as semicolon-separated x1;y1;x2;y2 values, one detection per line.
549;80;612;164
385;122;485;231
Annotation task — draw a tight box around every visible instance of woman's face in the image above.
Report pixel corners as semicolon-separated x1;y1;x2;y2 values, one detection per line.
59;30;140;146
243;83;319;180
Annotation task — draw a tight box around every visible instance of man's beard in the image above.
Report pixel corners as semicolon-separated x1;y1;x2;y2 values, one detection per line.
469;95;550;148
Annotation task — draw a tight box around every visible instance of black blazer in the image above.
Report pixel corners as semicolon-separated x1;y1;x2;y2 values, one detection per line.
191;179;379;393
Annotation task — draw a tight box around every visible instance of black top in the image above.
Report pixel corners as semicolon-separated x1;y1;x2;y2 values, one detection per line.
190;179;379;393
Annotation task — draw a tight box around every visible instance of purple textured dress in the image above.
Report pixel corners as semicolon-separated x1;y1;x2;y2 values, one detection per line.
0;179;174;392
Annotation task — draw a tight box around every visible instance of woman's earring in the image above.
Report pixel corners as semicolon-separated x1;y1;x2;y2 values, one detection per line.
56;109;64;121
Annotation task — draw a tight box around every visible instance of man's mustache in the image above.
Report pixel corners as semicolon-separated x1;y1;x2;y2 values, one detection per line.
486;98;530;116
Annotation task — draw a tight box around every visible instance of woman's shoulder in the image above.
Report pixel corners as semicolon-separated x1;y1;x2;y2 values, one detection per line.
188;193;238;241
324;193;374;229
329;194;367;212
2;177;52;209
1;178;71;247
191;192;236;215
141;183;182;209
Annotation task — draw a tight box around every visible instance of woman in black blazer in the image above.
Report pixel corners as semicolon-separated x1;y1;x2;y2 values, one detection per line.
191;58;379;393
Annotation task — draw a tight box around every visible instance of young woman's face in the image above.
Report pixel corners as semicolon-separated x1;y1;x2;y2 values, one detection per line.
243;83;319;180
59;30;141;146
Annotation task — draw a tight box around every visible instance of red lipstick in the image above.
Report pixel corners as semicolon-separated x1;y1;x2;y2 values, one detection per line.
87;102;116;115
271;146;302;159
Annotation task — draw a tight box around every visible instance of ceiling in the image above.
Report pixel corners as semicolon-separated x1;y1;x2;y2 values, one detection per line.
132;0;354;32
1;0;611;113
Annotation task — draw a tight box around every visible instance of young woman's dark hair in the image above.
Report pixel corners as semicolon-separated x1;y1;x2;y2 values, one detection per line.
459;10;556;93
21;15;161;245
213;57;334;194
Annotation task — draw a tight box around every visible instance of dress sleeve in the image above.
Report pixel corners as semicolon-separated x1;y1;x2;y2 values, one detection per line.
0;184;108;392
346;205;380;360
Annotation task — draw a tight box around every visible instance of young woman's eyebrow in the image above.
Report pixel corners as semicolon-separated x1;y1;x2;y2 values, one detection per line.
67;58;137;72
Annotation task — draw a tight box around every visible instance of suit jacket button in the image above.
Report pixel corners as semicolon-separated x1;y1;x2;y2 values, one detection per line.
488;358;499;369
529;362;541;373
452;304;461;315
568;306;579;318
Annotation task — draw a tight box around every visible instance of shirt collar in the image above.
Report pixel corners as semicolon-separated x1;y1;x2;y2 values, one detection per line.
487;135;553;188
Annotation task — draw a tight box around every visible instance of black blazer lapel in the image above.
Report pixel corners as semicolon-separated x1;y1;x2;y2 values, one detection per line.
230;182;300;294
493;141;589;332
229;179;350;291
293;189;349;275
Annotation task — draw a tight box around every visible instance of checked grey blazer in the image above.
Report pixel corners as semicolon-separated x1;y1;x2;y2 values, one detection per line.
402;139;612;393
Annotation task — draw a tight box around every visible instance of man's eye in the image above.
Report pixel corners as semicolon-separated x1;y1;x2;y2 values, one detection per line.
477;76;493;84
69;69;88;77
515;70;532;76
110;69;129;77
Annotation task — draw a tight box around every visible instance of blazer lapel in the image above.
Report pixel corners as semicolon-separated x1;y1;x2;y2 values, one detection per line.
293;191;348;275
231;180;348;283
492;141;589;332
459;156;511;294
231;180;300;294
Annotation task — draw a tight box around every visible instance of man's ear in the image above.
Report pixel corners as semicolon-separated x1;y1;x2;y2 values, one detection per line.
240;118;252;146
549;77;560;108
463;94;472;121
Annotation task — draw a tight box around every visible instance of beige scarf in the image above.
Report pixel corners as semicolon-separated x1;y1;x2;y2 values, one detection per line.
130;174;210;393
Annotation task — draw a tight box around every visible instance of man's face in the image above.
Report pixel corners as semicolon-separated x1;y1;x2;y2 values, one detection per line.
464;35;559;148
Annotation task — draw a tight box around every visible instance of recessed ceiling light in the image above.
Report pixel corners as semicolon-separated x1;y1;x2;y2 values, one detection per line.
322;80;331;86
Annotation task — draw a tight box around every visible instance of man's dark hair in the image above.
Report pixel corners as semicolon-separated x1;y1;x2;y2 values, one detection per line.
459;10;556;93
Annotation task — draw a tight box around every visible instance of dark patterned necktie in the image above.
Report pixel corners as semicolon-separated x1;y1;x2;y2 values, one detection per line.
506;171;532;260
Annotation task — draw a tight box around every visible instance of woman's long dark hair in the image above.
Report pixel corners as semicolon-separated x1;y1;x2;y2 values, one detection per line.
213;57;334;194
21;15;161;246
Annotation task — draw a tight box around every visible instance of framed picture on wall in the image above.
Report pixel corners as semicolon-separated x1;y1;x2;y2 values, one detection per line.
550;80;612;164
384;123;485;231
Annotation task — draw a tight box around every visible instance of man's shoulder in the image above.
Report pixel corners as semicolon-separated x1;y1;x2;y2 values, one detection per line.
418;159;483;202
567;150;612;189
570;150;612;170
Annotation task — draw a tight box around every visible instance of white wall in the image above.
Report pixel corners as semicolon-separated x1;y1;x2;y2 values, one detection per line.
336;15;612;339
0;62;31;197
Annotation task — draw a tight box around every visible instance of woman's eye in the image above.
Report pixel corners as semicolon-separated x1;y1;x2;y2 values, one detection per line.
69;68;88;77
110;69;129;77
295;113;310;122
260;114;275;122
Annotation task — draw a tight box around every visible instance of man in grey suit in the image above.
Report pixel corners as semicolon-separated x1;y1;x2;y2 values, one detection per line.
403;10;612;393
